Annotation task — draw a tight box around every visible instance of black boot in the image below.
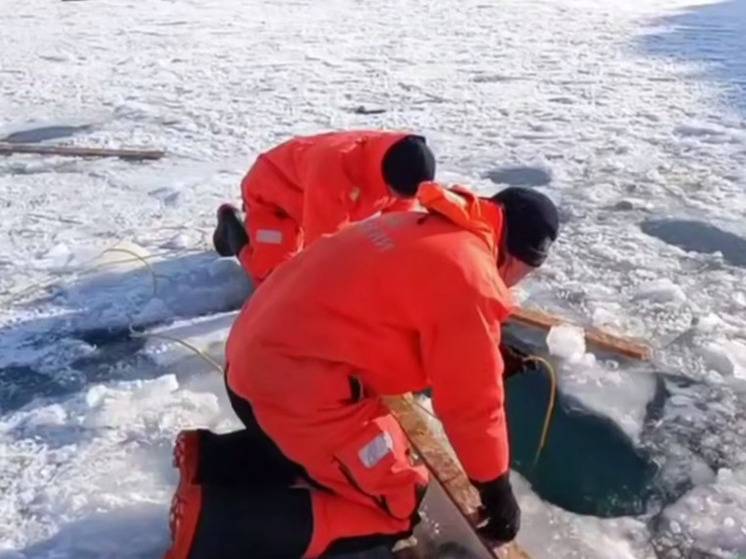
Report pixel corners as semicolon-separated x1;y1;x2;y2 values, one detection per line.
212;204;249;257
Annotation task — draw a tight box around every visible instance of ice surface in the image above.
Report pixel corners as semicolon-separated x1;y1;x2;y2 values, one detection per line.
0;370;235;556
544;324;654;441
632;278;688;305
700;338;746;381
654;467;746;556
3;0;746;556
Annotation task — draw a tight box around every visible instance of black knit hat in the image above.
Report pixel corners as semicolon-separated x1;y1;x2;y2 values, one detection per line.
489;187;559;267
382;135;436;197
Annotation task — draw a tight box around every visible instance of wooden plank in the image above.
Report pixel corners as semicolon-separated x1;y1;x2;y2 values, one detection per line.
0;142;165;161
384;394;531;559
511;307;651;360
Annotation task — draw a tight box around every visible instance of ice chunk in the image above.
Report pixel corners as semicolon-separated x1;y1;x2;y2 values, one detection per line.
148;187;180;206
546;324;587;363
632;278;687;304
658;466;746;555
700;339;746;380
85;384;111;409
133;374;179;400
24;404;67;429
166;233;190;250
41;243;74;271
695;313;723;333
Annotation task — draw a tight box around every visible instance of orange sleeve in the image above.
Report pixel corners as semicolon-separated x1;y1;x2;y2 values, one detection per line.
299;148;353;244
416;263;509;483
382;197;418;214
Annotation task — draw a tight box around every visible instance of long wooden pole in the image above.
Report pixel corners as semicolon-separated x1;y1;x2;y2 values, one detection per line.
384;394;531;559
0;142;165;161
511;307;651;360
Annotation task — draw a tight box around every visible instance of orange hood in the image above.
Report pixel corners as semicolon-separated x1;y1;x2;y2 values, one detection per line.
417;182;505;258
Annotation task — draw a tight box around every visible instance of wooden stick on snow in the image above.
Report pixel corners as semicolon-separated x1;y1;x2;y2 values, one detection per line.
510;307;652;361
0;143;165;161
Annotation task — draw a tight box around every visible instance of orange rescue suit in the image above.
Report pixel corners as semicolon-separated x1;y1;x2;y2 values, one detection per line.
238;130;417;285
226;182;515;555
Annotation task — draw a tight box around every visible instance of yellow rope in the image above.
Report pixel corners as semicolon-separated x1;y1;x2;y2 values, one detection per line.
525;356;557;468
1;242;189;306
129;326;225;374
1;241;127;306
411;355;558;471
98;247;160;299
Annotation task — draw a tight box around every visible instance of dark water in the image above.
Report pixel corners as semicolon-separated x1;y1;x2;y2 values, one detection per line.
0;328;151;414
505;365;661;517
641;218;746;268
498;324;693;518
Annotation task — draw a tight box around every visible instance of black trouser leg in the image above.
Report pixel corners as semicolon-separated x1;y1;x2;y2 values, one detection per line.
192;376;308;488
188;485;401;559
189;485;314;559
194;428;304;487
186;375;407;559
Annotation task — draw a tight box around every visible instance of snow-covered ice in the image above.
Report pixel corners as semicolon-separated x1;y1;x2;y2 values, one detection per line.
3;0;746;556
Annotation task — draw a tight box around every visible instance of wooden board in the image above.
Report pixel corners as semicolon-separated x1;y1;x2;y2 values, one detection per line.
0;142;165;161
510;307;651;361
384;394;531;559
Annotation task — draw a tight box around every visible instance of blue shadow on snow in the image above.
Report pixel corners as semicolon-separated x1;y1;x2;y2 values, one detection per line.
0;252;251;415
16;505;168;559
637;0;746;115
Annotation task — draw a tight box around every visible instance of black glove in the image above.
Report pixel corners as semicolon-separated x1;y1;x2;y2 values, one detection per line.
500;341;532;378
213;204;249;257
472;473;521;542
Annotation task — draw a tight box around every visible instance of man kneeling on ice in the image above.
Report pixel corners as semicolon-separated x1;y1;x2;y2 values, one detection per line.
213;129;436;288
166;181;560;559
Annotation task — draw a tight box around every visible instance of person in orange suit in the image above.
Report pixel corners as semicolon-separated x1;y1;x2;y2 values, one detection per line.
166;181;560;559
212;130;436;287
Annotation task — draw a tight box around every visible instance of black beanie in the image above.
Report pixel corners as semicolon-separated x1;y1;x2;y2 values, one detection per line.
489;187;559;267
382;135;436;197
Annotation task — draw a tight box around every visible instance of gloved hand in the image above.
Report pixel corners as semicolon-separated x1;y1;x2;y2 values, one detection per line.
500;341;533;378
213;203;249;258
472;473;521;543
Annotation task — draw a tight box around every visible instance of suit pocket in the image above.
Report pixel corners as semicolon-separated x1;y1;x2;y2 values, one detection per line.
333;414;426;520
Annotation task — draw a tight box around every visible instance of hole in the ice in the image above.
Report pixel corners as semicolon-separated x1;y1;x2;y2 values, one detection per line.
640;218;746;268
1;124;94;144
484;166;552;187
504;367;661;517
496;326;686;518
0;331;149;414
